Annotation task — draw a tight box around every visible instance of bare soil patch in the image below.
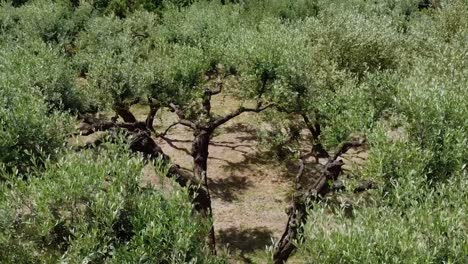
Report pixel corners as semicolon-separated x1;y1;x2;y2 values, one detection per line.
146;97;295;260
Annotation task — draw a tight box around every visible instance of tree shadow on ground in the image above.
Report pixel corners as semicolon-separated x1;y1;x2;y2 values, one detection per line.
208;176;253;202
220;123;259;142
158;135;191;155
218;227;275;253
217;150;297;180
209;142;253;154
223;123;258;135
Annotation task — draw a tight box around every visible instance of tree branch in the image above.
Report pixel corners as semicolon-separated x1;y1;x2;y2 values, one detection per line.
202;88;212;116
145;97;160;132
274;157;344;263
169;103;185;118
169;103;197;129
211;103;274;129
128;97;141;106
114;105;137;123
156;122;180;138
178;119;197;130
210;79;223;95
301;113;320;142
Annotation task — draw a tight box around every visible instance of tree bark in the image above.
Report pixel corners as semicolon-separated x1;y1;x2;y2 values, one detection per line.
273;159;343;264
273;138;365;263
145;102;160;131
301;113;329;162
191;128;217;253
115;106;137;123
192;129;211;182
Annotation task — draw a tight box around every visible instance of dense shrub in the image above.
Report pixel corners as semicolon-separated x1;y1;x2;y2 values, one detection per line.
297;175;467;263
0;0;76;43
0;144;224;263
0;41;74;173
0;83;70;174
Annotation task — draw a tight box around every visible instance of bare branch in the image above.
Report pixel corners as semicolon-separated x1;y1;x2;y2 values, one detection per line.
169;103;185;118
145;97;160;132
210;80;223;95
156;122;180;138
169;103;197;129
295;159;305;186
211;103;274;129
274;104;296;114
211;88;222;96
178;119;197;130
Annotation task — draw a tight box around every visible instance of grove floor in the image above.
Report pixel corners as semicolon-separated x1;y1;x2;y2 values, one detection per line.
78;95;367;263
144;96;295;262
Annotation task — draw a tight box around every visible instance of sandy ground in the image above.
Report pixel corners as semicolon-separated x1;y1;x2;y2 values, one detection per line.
144;96;295;261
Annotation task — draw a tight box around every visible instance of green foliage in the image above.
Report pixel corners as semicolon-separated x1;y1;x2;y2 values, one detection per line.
0;83;71;174
0;144;224;263
73;11;159;109
296;1;468;259
239;0;319;22
87;0;194;17
0;40;74;173
1;0;468;262
0;0;77;43
1;40;86;111
297;175;468;263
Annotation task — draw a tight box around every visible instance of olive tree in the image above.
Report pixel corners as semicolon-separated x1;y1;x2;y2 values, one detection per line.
269;1;468;262
0;40;74;174
0;143;224;263
74;11;163;124
240;12;405;263
295;12;468;262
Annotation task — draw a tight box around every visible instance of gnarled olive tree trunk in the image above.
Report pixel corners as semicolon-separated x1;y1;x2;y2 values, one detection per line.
191;128;216;253
273;139;365;264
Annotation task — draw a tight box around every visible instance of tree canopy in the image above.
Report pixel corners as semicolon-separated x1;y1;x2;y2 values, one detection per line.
0;0;467;263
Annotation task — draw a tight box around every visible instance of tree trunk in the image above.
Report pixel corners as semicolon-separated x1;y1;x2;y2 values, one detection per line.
191;128;216;253
192;129;210;182
115;106;137;123
273;197;307;264
145;103;159;131
273;159;343;264
301;113;329;162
